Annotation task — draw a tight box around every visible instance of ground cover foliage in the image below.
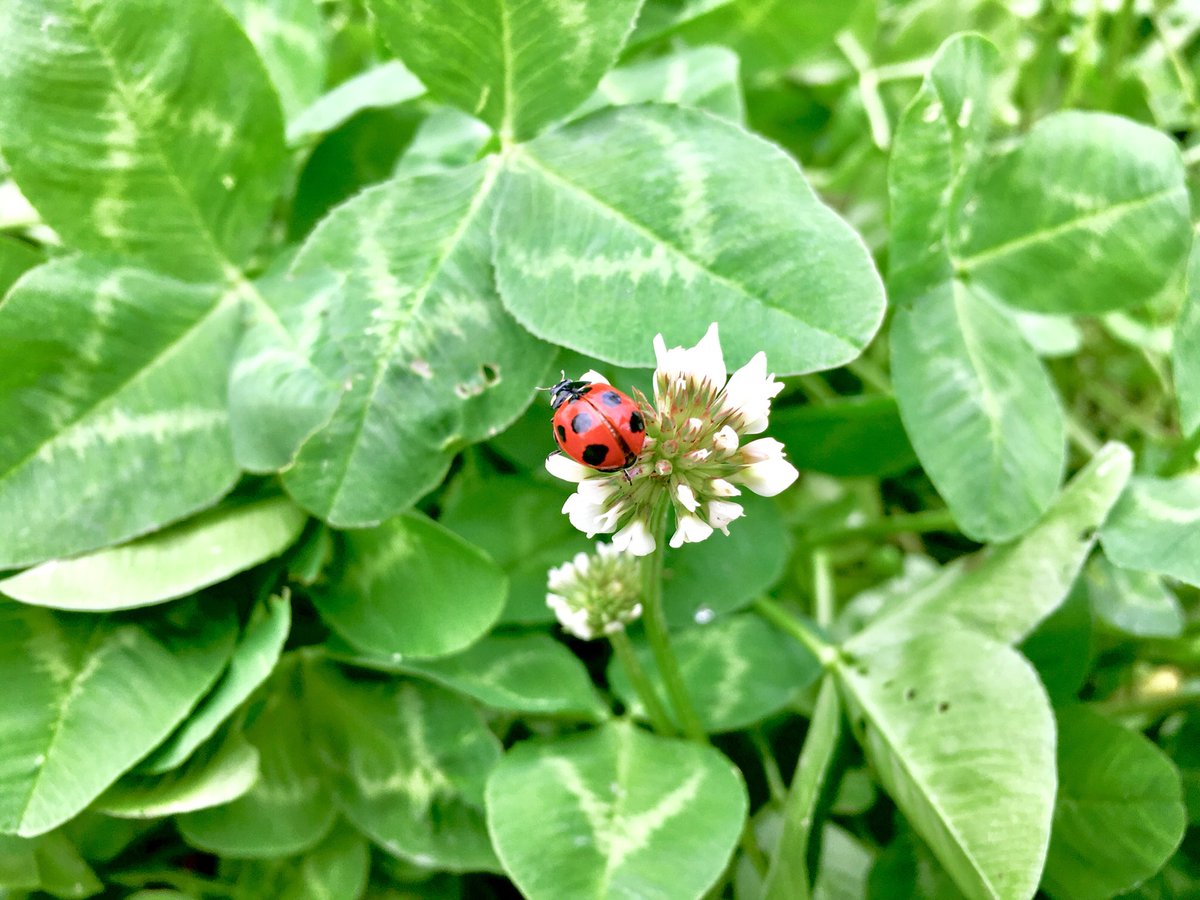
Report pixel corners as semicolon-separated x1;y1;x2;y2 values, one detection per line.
0;0;1199;898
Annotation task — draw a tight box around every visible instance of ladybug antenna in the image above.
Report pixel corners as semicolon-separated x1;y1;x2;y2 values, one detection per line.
535;370;568;392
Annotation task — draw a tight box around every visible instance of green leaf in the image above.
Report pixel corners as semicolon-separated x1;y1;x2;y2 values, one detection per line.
609;614;820;733
1085;555;1184;638
663;495;791;628
367;0;643;141
95;726;259;819
227;270;348;473
486;721;748;899
0;0;286;281
0;257;241;569
760;677;843;900
0;234;41;298
140;595;291;773
220;824;370;900
336;633;607;721
576;45;745;122
0;831;101;898
955;112;1191;315
890;279;1065;542
494;104;885;374
392;107;494;179
1101;475;1200;587
887;33;998;305
673;0;855;81
871;442;1131;642
314;512;506;659
770;395;917;479
279;161;555;526
0;597;237;836
287;61;425;145
305;661;501;872
222;0;329;119
440;474;592;624
1042;706;1186;900
1174;237;1200;436
177;658;335;858
0;497;307;611
836;626;1056;900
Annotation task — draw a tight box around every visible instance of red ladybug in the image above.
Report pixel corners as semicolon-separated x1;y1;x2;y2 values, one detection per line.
550;377;646;471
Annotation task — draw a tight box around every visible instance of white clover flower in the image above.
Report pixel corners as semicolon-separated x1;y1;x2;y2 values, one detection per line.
546;543;643;640
545;323;800;555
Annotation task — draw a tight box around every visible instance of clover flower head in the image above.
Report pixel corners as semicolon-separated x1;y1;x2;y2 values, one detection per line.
545;323;799;555
546;542;643;640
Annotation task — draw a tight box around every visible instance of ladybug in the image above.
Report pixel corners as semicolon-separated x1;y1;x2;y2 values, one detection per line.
550;376;646;471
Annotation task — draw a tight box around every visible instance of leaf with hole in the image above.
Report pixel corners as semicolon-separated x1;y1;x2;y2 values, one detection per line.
837;626;1056;900
279;160;556;526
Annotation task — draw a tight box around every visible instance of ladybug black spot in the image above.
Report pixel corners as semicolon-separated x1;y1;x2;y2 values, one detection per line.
555;424;566;444
571;412;594;434
582;444;608;466
628;411;644;433
601;390;622;407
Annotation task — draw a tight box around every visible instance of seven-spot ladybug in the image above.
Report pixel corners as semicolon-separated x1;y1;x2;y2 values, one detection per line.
549;376;646;471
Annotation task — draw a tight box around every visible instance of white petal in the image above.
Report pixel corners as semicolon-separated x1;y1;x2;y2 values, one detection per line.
669;513;714;548
577;477;619;503
710;478;741;497
653;323;726;391
705;500;744;534
579;369;606;384
688;323;727;389
739;437;785;464
546;453;592;482
712;425;739;454
562;492;612;536
734;455;799;497
721;351;783;434
613;518;656;556
676;482;699;512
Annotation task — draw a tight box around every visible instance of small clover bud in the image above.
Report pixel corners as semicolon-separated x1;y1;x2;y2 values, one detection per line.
546;543;643;640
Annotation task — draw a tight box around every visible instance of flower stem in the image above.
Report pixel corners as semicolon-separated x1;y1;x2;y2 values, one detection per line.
811;547;834;629
801;507;958;545
753;597;838;667
609;629;675;737
641;501;707;743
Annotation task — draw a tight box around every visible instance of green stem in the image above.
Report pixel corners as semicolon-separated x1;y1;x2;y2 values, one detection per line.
609;629;675;737
812;547;834;629
846;356;891;393
754;597;838;667
797;373;837;405
1090;684;1200;720
802;508;958;545
740;820;770;877
1066;413;1103;457
641;501;706;743
750;728;788;804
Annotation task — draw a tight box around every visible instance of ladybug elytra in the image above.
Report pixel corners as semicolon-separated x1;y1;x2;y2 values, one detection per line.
549;377;646;471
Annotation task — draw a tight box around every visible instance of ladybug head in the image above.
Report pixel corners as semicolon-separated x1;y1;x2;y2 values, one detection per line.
548;375;592;410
